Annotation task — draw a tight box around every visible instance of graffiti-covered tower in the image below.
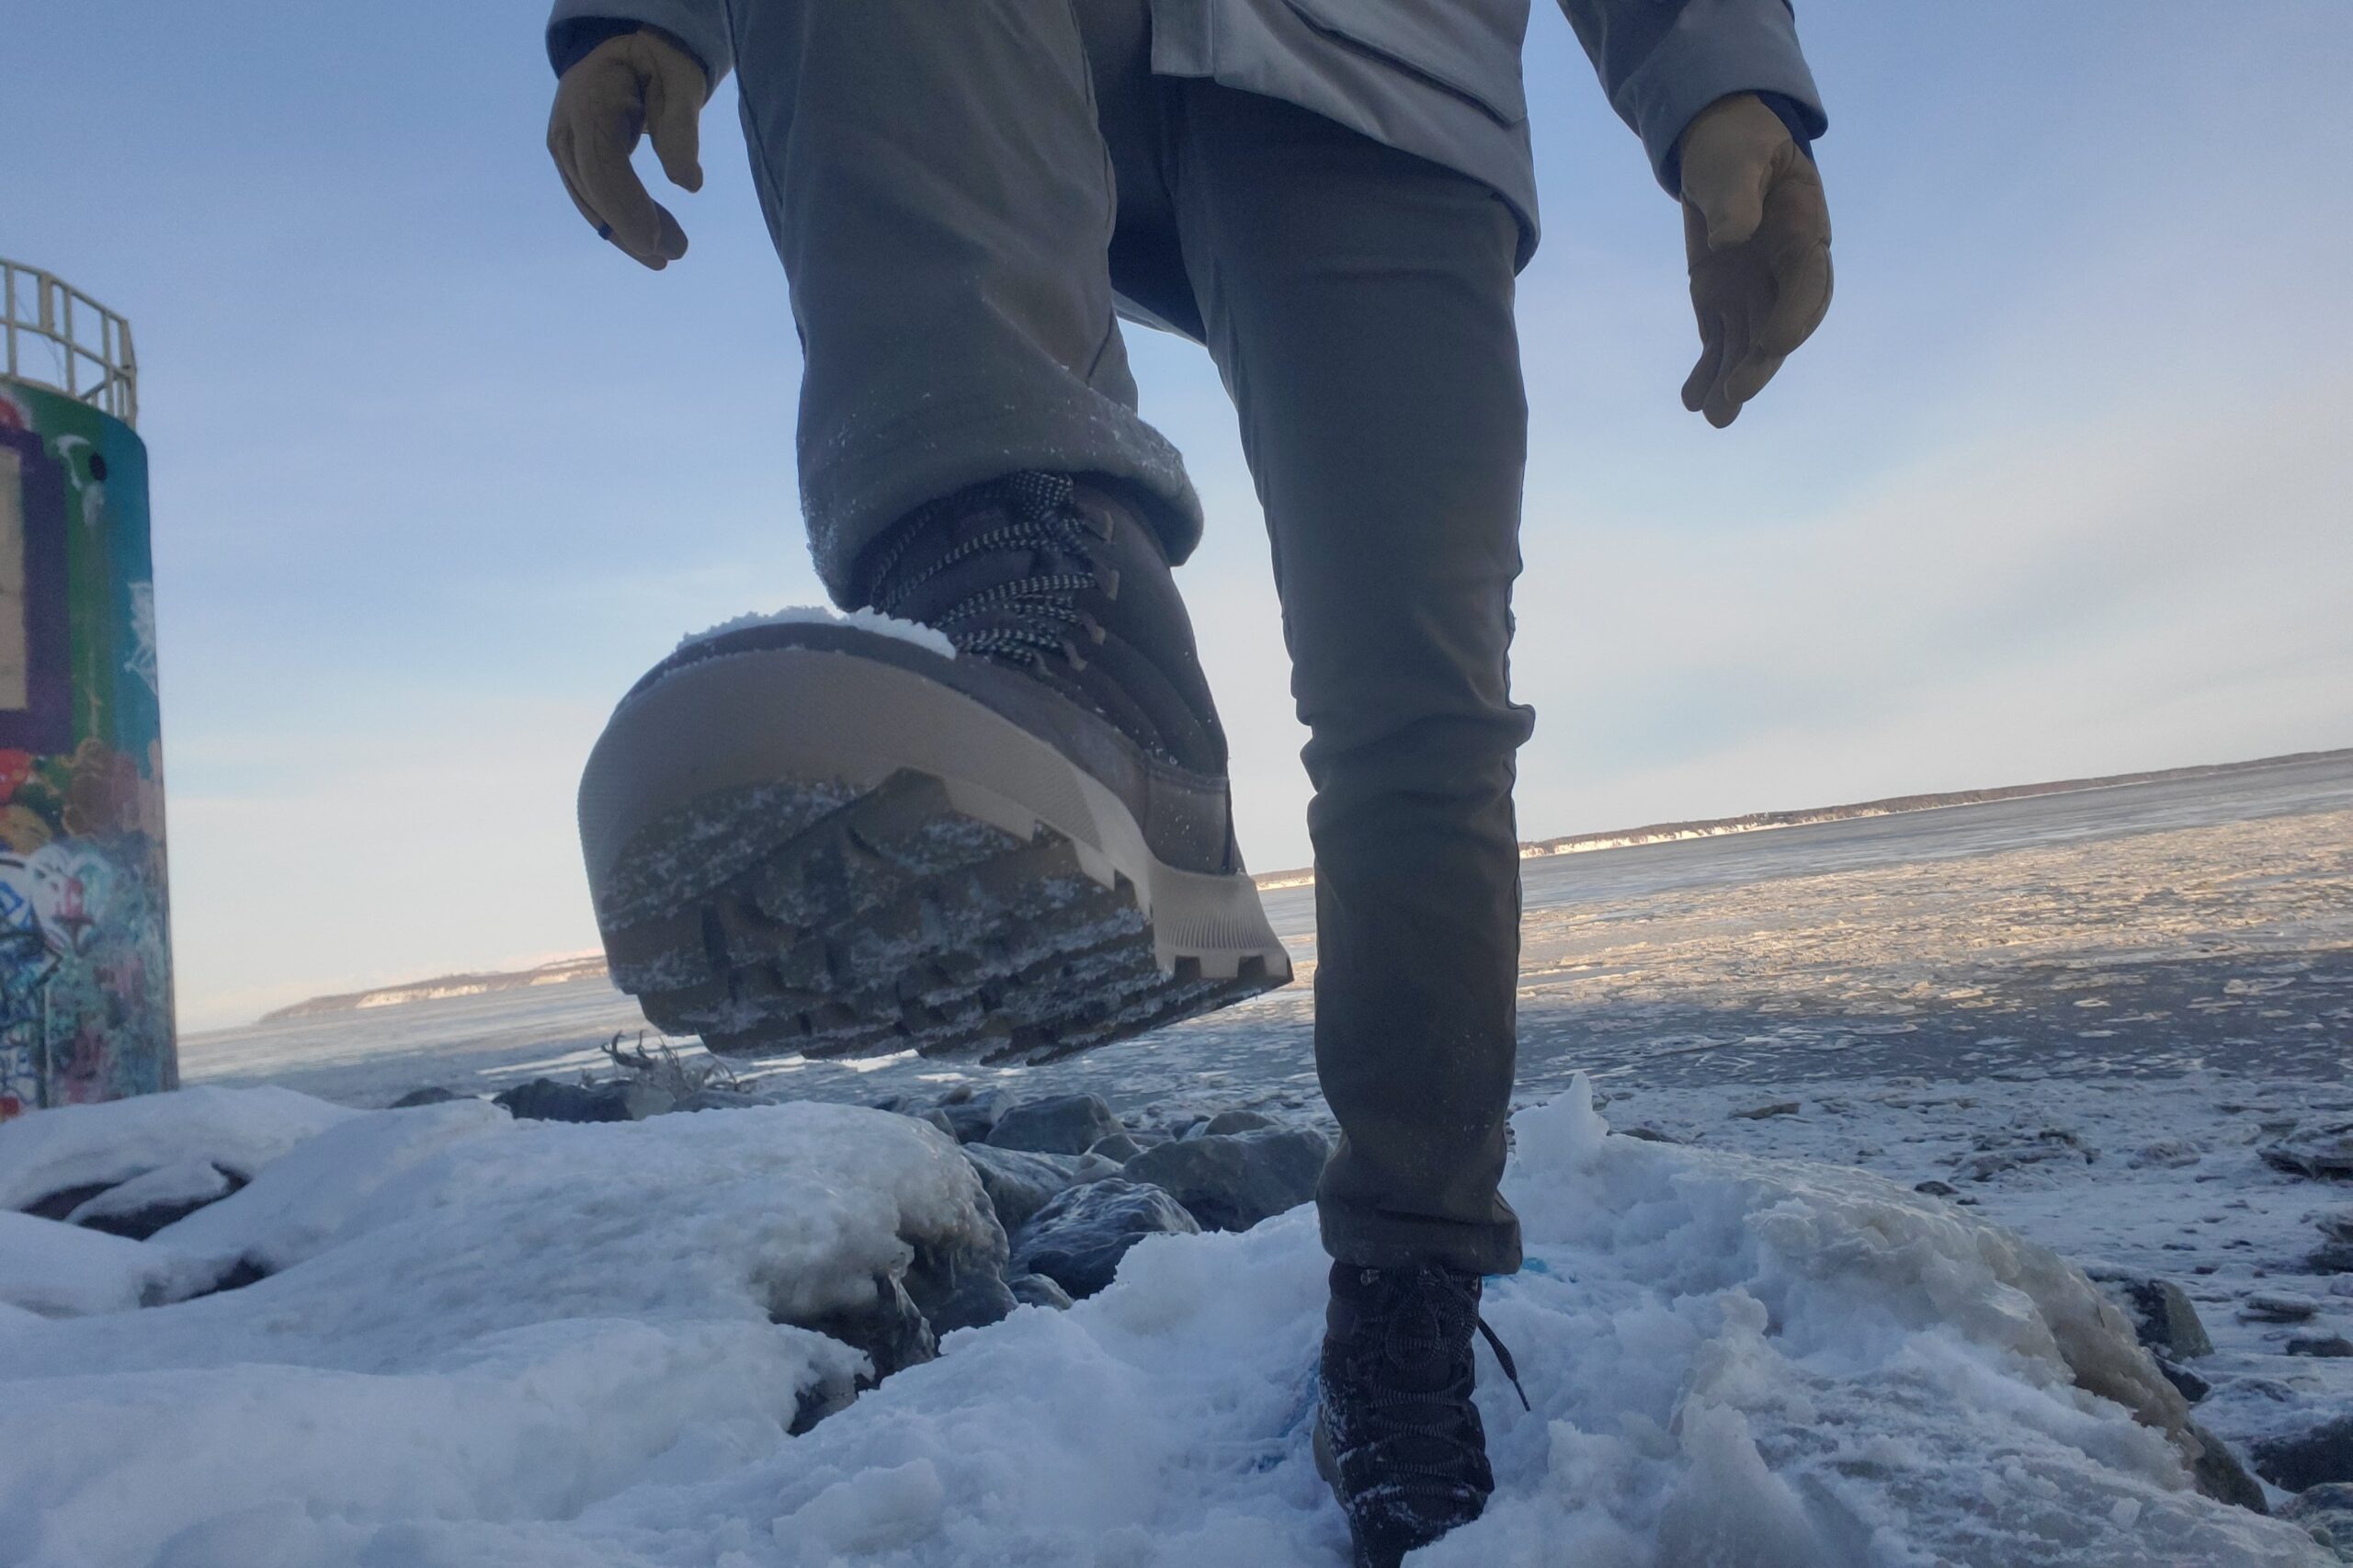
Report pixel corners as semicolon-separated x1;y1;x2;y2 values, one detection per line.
0;260;175;1117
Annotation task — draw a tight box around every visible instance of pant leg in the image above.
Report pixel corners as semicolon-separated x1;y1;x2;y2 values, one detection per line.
1166;84;1533;1278
728;0;1202;603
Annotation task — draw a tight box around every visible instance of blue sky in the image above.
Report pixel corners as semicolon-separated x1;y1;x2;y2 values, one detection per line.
4;3;2347;1029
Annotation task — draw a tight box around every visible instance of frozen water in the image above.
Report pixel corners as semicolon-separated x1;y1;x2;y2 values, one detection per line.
0;1077;2336;1565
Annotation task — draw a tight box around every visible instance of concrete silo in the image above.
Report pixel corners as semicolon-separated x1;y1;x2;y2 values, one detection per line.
0;259;174;1117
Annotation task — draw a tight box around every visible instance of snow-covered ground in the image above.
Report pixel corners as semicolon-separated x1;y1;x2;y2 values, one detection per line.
6;753;2347;1563
1;1080;2337;1566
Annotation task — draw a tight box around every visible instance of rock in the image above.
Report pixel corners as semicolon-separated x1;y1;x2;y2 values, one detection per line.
2281;1484;2353;1560
388;1086;465;1108
914;1108;959;1139
2157;1358;2212;1403
961;1144;1082;1234
1008;1272;1074;1311
1071;1153;1126;1184
493;1078;674;1123
2129;1139;2204;1169
986;1094;1122;1156
2092;1274;2215;1360
2191;1421;2274;1514
2262;1123;2353;1180
935;1087;1012;1144
2289;1334;2353;1359
64;1160;242;1241
796;1271;938;1432
2253;1413;2353;1493
1200;1109;1283;1137
1617;1125;1682;1144
1914;1179;1960;1198
1087;1131;1144;1164
1009;1179;1199;1300
2319;1209;2353;1244
2313;1242;2353;1275
2245;1290;2323;1324
1122;1128;1331;1233
1733;1100;1802;1120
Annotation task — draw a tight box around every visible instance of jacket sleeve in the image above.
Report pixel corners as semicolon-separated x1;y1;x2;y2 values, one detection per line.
1555;0;1826;195
546;0;733;89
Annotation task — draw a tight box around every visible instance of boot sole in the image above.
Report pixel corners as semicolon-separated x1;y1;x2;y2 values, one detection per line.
577;643;1292;1064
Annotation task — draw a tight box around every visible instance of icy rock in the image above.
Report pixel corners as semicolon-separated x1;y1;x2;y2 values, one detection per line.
2130;1138;2206;1169
1086;1131;1143;1164
1619;1124;1684;1144
2091;1272;2216;1359
1008;1177;1199;1299
913;1108;959;1139
923;1085;1005;1140
1731;1100;1802;1120
2192;1421;2276;1515
0;1210;219;1315
1915;1178;1961;1197
2159;1358;2213;1403
1007;1272;1074;1311
2314;1242;2353;1274
63;1160;239;1241
960;1145;1081;1234
1199;1109;1282;1137
2319;1210;2353;1244
986;1094;1123;1156
1123;1127;1330;1233
1071;1153;1126;1183
0;1085;354;1214
2262;1123;2353;1179
2289;1334;2353;1358
387;1086;465;1108
2255;1415;2353;1492
2281;1485;2353;1560
493;1077;674;1123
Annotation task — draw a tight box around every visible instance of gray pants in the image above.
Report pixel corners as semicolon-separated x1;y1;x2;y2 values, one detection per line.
732;0;1534;1276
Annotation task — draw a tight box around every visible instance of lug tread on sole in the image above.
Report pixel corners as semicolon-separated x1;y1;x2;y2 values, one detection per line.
599;768;1286;1065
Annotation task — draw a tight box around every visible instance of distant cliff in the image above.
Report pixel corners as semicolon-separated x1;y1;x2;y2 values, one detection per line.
259;953;610;1022
260;746;2347;1018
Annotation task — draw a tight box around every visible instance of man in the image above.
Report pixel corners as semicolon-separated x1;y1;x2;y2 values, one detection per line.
545;2;1829;1560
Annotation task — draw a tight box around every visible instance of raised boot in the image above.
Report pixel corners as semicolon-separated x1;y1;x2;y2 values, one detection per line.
576;472;1290;1063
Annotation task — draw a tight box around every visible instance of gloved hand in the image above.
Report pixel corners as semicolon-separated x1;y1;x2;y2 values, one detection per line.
1677;93;1833;427
547;29;708;269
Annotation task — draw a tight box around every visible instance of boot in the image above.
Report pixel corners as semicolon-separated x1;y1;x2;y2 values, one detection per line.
576;472;1290;1062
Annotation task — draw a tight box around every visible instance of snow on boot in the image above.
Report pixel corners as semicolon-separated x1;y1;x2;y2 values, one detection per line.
576;472;1290;1063
1313;1262;1528;1567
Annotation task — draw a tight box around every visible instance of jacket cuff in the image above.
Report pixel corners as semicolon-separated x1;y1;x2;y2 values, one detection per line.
1614;0;1826;196
546;1;730;91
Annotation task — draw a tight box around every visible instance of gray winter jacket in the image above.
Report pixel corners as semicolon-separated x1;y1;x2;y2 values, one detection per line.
547;0;1824;263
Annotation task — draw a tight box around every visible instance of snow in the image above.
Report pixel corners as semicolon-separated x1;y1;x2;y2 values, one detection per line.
680;606;957;660
63;1158;234;1227
0;1083;353;1210
0;1078;2332;1566
0;1211;210;1317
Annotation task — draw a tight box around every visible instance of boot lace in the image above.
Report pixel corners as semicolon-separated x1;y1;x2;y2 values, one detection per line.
858;472;1113;671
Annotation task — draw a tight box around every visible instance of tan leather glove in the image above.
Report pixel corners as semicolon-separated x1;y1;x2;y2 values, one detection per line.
1677;93;1833;427
547;29;708;270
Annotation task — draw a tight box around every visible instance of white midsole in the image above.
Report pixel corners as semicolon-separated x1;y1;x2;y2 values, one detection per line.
578;647;1290;981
